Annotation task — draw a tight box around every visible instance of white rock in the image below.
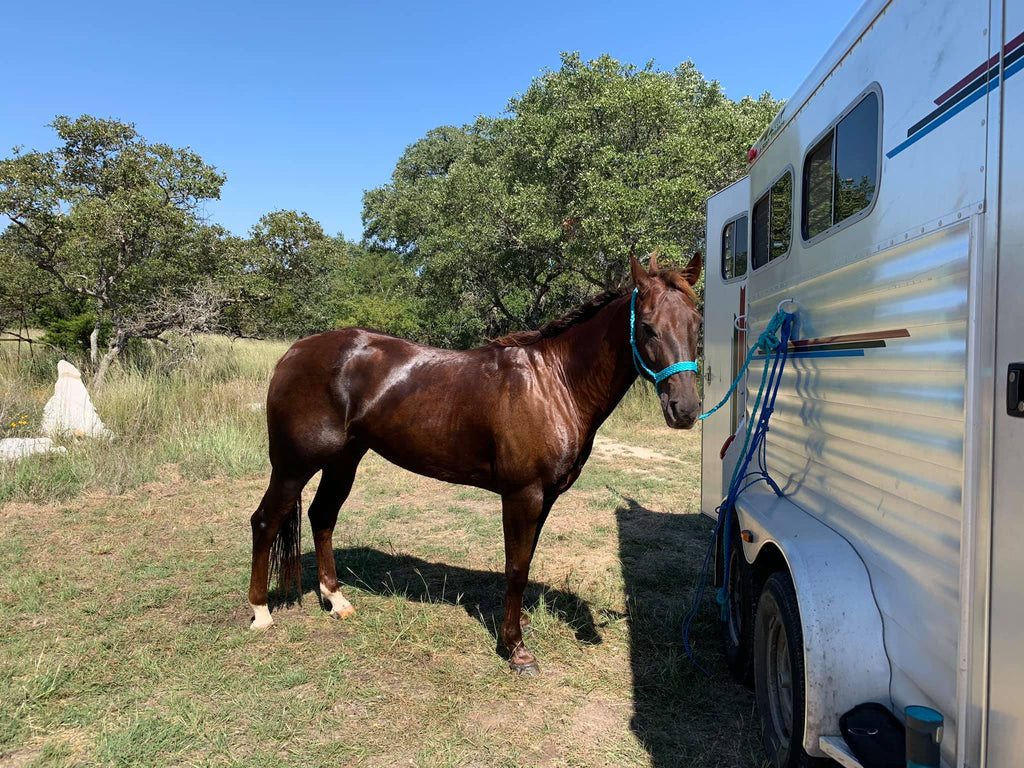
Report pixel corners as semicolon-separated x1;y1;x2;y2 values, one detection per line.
40;361;114;439
0;437;67;462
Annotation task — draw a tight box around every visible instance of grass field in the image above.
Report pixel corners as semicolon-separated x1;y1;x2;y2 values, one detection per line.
0;338;767;768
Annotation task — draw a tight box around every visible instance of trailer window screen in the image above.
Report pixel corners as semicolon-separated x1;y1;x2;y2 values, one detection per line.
721;216;748;280
752;171;792;270
803;134;834;239
770;173;792;259
802;91;879;240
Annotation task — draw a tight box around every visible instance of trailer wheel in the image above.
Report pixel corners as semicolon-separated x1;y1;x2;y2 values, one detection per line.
754;571;822;768
721;522;754;685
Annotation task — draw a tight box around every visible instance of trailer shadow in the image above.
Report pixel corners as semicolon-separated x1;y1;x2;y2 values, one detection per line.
613;492;764;767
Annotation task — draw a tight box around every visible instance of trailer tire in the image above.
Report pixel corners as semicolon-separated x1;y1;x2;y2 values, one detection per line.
720;522;755;685
754;571;824;768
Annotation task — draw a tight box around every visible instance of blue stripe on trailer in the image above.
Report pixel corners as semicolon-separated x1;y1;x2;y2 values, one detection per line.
754;349;865;360
888;50;1024;159
886;80;993;158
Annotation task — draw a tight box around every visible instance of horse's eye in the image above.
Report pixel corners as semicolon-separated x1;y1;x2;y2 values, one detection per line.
642;322;657;339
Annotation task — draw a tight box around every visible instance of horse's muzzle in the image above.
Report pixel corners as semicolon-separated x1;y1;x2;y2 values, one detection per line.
663;397;700;429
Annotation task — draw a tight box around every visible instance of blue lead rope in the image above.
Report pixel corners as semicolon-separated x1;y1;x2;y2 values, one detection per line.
680;307;796;676
696;306;789;421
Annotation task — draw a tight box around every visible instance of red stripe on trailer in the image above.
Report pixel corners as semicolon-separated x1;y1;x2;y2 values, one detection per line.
791;328;910;348
934;29;1024;105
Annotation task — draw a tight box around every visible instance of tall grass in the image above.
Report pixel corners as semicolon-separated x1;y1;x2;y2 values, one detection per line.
0;335;290;504
1;335;676;505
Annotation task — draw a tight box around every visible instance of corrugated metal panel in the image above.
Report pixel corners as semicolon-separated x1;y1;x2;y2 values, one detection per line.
748;222;969;755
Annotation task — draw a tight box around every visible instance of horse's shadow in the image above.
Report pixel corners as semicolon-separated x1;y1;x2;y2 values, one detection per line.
286;546;602;650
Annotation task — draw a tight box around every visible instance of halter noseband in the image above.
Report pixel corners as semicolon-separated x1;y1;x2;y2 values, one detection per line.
629;288;698;390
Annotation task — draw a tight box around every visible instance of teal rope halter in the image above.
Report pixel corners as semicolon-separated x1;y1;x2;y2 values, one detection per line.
629;289;698;390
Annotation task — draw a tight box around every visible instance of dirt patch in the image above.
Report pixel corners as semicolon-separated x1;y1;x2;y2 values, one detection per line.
573;696;633;747
592;435;682;464
0;745;42;768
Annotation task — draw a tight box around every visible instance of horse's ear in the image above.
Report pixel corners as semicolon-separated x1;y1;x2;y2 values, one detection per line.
682;251;703;285
629;254;651;292
647;248;660;277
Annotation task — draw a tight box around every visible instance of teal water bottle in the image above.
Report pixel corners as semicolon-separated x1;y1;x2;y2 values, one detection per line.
904;705;942;768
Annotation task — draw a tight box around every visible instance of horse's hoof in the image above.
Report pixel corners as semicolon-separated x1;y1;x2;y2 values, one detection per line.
511;660;541;676
320;586;355;619
250;604;273;630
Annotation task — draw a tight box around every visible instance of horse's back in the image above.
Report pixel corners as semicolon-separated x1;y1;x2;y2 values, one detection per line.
265;328;491;468
266;327;576;490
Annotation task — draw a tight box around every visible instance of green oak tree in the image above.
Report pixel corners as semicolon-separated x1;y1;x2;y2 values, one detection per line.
364;54;780;346
224;210;339;339
222;211;426;341
0;115;229;387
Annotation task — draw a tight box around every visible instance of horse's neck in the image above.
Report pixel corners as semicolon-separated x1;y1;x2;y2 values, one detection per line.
542;295;638;431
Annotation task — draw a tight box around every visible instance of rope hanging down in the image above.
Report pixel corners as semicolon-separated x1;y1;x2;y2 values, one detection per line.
681;306;796;676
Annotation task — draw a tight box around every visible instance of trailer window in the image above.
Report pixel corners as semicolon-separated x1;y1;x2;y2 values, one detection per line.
803;134;833;239
770;173;792;259
752;193;770;269
721;216;748;280
835;93;878;221
802;91;879;240
752;171;792;270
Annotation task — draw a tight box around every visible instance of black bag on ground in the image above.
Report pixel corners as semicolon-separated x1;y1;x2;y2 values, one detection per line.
839;702;906;768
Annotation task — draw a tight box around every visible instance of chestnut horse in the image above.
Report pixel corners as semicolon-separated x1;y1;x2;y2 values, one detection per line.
247;252;703;674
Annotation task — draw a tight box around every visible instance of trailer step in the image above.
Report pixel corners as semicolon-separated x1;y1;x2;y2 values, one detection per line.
818;736;864;768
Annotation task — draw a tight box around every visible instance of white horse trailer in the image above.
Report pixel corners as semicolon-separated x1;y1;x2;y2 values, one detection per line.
701;1;1023;766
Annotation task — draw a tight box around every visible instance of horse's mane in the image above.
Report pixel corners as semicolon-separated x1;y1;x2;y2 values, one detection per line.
492;268;696;348
493;288;626;347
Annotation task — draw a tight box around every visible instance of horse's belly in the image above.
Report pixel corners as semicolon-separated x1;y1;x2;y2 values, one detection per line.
365;430;497;490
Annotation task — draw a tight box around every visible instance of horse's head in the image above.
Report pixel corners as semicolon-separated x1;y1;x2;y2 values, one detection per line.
629;250;703;429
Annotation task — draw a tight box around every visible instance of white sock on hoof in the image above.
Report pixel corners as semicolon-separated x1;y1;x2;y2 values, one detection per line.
250;603;273;629
320;582;355;618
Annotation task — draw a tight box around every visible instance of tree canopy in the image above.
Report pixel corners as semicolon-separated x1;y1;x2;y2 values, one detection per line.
363;54;780;346
0;116;231;385
1;55;780;380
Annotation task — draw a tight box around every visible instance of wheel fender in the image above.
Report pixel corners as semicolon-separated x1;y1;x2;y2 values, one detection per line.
735;484;891;757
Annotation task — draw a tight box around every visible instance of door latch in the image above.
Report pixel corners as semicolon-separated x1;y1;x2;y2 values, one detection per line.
1008;363;1024;417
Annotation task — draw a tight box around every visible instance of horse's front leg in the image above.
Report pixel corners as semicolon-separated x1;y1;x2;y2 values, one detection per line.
500;486;552;675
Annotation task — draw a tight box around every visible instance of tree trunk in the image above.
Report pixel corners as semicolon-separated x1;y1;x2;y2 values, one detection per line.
92;332;124;392
89;316;101;365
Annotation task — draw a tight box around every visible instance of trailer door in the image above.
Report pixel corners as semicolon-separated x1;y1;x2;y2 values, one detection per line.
701;178;750;518
986;6;1024;763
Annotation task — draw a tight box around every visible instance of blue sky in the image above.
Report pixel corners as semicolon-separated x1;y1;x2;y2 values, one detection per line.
5;0;861;241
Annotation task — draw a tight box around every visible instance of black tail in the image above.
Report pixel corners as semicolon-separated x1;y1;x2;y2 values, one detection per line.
269;496;302;598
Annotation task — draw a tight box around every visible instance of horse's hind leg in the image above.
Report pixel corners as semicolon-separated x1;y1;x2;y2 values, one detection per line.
248;469;310;629
500;485;551;675
309;445;367;619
